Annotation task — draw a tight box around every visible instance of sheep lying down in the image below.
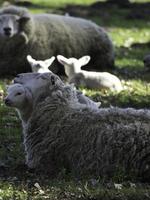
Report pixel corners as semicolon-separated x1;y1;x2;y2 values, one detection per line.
5;72;150;180
0;5;114;76
14;72;101;109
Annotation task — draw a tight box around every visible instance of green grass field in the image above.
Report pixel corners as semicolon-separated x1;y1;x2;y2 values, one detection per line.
0;0;150;199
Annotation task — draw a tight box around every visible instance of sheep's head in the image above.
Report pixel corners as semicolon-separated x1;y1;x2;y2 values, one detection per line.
27;55;55;73
4;83;32;109
14;72;65;100
57;55;91;77
0;6;31;38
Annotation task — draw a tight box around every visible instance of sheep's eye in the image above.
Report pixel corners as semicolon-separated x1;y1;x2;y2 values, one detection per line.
16;92;22;96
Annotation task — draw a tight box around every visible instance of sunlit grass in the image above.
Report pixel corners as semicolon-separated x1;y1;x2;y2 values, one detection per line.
31;0;96;8
0;0;150;199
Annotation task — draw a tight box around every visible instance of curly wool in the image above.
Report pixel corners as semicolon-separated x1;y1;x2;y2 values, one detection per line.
24;85;150;180
0;6;114;76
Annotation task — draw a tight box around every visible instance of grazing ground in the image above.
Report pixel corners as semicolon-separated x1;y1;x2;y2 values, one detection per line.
0;0;150;199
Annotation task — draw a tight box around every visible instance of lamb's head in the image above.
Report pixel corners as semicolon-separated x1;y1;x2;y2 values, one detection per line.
14;72;65;100
4;83;32;110
57;55;91;78
27;55;55;73
0;6;31;39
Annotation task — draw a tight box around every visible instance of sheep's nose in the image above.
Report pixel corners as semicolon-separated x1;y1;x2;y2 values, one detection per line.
4;98;12;106
3;27;11;36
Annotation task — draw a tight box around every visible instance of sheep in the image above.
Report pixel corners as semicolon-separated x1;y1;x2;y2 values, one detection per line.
57;55;123;92
4;83;33;127
9;72;150;181
27;55;55;73
143;54;150;70
14;72;101;109
0;5;114;76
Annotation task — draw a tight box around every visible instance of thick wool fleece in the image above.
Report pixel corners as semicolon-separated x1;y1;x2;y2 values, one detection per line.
24;86;150;180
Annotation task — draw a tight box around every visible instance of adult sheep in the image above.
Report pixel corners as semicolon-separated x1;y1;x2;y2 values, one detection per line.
8;72;150;181
0;5;114;76
14;72;101;109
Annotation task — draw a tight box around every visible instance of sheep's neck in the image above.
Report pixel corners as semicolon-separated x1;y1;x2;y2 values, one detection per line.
19;104;33;124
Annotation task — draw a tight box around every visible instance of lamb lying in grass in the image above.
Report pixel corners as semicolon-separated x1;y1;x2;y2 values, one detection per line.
7;72;150;181
4;83;33;127
57;55;123;92
14;72;101;109
27;55;55;73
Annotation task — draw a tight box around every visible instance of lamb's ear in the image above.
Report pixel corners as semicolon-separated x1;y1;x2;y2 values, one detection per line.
78;56;91;66
44;56;55;68
57;55;71;66
27;55;36;65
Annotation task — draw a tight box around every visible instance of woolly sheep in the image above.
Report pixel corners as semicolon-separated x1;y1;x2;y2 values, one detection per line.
14;72;101;109
10;72;150;181
0;5;114;76
4;83;33;126
143;54;150;70
27;55;55;73
57;55;123;92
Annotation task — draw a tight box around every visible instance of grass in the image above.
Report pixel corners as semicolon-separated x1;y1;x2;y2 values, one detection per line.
0;0;150;199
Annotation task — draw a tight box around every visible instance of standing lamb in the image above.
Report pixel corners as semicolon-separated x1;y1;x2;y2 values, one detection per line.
7;72;150;181
14;72;101;109
57;55;123;92
27;55;55;73
0;5;114;76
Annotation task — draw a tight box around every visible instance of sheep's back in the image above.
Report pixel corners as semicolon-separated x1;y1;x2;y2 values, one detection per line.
26;102;150;179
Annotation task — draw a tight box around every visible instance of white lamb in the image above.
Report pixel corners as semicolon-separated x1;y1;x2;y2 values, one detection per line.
27;55;55;73
4;83;33;127
57;55;123;92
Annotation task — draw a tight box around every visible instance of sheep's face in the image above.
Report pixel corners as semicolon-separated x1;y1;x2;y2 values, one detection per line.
4;84;26;109
27;55;55;73
0;12;30;38
14;73;39;84
14;73;51;91
14;72;64;98
0;14;20;38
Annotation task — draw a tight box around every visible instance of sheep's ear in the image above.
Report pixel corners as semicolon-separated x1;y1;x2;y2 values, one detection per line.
44;56;55;68
27;55;36;65
19;13;31;22
57;55;71;66
78;56;91;66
